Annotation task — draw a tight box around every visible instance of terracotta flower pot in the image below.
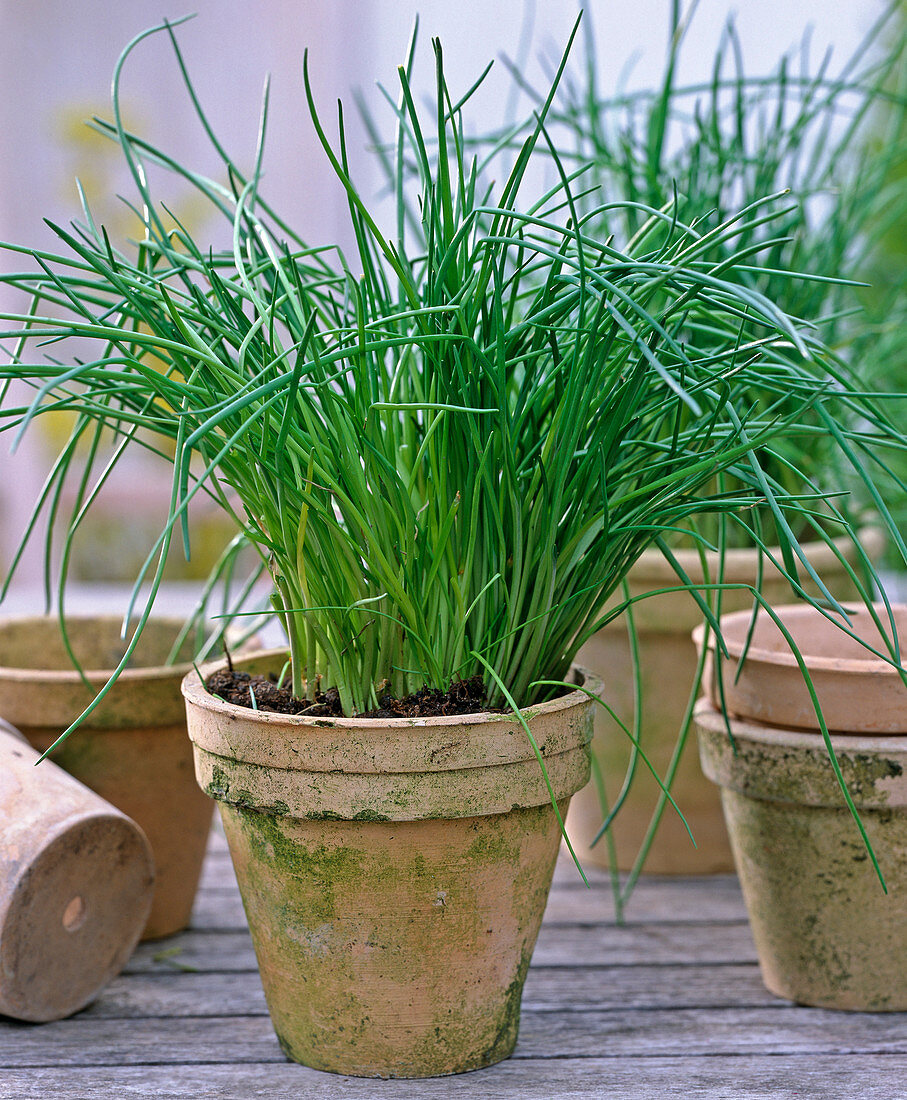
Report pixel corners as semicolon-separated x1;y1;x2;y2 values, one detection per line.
696;702;907;1010
568;529;882;874
695;602;907;1010
0;615;217;940
182;654;597;1079
697;601;907;732
0;717;154;1021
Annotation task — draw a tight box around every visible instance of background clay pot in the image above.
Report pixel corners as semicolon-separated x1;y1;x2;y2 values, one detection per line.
183;654;597;1079
0;615;217;940
698;601;907;733
696;700;907;1010
0;717;154;1021
568;529;882;874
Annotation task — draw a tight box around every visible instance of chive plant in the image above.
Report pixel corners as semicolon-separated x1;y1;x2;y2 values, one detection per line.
483;3;907;892
549;2;907;344
0;17;904;726
515;2;907;542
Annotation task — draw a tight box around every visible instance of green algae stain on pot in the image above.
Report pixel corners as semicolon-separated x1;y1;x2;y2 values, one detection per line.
203;764;257;811
214;798;566;1077
840;754;903;805
230;803;369;926
700;720;907;811
477;947;533;1068
351;808;390;822
464;819;522;864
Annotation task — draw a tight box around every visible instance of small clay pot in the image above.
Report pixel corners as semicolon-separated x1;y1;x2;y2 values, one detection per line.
183;654;596;1079
569;531;881;874
696;699;907;1010
0;615;217;940
696;601;907;733
0;717;154;1021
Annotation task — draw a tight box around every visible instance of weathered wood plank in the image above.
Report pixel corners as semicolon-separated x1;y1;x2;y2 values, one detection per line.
124;931;257;974
79;972;269;1018
543;874;748;923
3;1006;906;1069
125;919;757;974
523;963;774;1010
526;918;756;967
3;827;899;1097
2;1053;906;1099
196;859;236;892
75;963;776;1020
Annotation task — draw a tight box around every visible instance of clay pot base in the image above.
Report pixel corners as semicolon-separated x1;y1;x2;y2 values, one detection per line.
0;816;154;1021
25;723;213;941
220;802;562;1077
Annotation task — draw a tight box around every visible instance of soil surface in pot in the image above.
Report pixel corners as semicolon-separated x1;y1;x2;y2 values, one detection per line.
205;669;508;719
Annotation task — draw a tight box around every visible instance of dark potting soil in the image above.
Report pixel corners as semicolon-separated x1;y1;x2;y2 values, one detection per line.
204;668;505;719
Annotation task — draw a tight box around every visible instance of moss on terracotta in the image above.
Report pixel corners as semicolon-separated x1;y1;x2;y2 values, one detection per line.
724;788;907;1008
841;754;903;803
216;799;562;1076
699;703;907;1010
204;764;257;811
352;808;390;822
477;947;532;1069
699;720;907;810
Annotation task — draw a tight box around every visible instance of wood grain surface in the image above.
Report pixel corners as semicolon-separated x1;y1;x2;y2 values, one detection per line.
2;828;904;1099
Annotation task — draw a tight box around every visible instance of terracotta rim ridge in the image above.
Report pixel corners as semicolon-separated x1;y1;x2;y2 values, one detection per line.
182;652;601;730
0;614;228;685
629;527;884;585
694;603;907;676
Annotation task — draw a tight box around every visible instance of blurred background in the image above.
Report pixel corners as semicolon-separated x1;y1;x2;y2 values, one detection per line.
0;0;900;600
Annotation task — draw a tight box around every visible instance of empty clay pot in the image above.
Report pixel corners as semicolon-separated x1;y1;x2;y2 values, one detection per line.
0;615;217;939
696;699;907;1010
183;654;596;1078
0;717;154;1021
696;601;907;733
569;530;881;874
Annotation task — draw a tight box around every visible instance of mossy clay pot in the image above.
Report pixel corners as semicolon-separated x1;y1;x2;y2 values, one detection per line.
697;702;907;1010
0;615;218;940
569;529;882;874
182;653;597;1079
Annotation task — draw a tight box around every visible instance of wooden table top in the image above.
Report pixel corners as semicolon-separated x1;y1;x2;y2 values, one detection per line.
2;827;905;1099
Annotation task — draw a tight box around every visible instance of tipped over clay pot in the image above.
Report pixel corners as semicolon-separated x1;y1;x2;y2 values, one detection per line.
0;717;153;1021
183;653;596;1079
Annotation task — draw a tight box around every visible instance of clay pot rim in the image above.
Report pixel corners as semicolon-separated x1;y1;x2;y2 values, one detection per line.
182;650;602;730
628;526;883;585
694;697;907;754
694;602;907;678
0;613;212;685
